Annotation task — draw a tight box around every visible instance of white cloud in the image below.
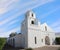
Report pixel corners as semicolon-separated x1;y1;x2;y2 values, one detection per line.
0;28;5;33
0;0;53;26
40;6;60;19
0;27;20;37
0;0;18;7
0;8;6;14
7;20;19;26
50;19;60;32
50;19;60;28
0;19;19;31
0;0;18;14
0;0;54;37
53;26;60;32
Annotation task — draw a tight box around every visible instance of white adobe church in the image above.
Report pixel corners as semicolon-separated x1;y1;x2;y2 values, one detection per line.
7;10;55;48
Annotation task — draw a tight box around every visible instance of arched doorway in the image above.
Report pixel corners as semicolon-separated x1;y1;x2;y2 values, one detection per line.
45;36;50;45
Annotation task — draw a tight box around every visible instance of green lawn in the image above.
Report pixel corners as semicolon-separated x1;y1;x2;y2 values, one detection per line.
0;38;6;50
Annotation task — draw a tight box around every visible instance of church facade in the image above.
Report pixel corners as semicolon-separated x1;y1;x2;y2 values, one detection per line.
7;10;55;48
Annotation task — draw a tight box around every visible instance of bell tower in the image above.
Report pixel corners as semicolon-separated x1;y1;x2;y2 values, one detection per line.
26;10;36;19
25;10;41;48
25;10;39;27
21;10;41;48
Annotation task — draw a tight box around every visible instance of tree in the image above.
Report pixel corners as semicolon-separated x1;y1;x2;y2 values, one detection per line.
9;32;17;37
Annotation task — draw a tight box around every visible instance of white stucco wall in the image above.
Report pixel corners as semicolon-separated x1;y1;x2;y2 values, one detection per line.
28;28;43;48
41;23;55;45
21;19;28;48
27;25;55;48
7;34;22;47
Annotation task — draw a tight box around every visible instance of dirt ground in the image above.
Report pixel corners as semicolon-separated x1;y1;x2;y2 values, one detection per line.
2;43;60;50
33;45;60;50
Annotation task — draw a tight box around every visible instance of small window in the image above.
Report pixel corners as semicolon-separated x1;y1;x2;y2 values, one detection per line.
41;39;43;42
45;26;47;31
31;21;34;24
35;37;37;44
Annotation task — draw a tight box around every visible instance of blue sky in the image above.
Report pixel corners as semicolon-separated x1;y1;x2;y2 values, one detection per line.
0;0;60;37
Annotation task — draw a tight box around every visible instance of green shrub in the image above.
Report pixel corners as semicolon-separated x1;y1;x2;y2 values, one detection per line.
0;38;6;50
58;48;60;50
25;48;33;50
55;37;60;45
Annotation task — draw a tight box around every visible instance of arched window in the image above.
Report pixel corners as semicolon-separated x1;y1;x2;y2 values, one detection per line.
31;21;34;24
45;26;47;31
35;37;37;44
32;13;33;17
